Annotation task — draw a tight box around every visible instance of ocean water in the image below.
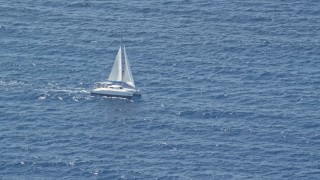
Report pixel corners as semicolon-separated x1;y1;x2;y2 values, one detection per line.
1;0;320;179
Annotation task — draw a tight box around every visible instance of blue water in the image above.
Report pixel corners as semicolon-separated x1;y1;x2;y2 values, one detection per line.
1;0;320;179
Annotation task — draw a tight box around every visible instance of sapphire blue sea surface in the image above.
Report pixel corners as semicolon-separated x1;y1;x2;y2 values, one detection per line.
1;0;320;179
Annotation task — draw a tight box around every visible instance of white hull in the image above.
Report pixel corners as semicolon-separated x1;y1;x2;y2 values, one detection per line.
91;87;133;97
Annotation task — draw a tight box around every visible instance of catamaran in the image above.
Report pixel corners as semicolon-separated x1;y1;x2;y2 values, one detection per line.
91;44;141;97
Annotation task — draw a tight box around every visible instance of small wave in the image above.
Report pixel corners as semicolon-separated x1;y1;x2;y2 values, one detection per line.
34;86;92;102
99;96;134;102
66;2;93;8
38;95;46;100
0;80;26;87
47;88;90;94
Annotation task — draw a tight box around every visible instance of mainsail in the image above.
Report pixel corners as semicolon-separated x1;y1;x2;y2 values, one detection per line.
123;46;135;88
108;47;122;81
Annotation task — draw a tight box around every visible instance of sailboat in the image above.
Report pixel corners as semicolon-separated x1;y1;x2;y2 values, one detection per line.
91;44;141;97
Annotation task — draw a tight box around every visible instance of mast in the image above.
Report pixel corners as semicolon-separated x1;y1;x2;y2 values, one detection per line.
120;29;123;49
120;29;124;86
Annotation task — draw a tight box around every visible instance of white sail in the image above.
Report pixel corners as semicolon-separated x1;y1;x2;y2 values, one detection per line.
108;47;122;82
123;46;135;88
